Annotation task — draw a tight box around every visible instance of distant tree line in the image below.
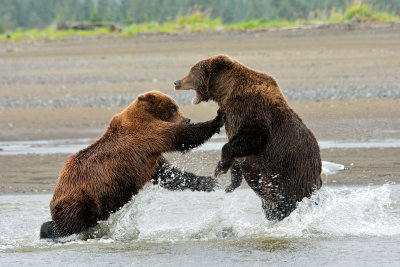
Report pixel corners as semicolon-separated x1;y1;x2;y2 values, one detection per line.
0;0;399;31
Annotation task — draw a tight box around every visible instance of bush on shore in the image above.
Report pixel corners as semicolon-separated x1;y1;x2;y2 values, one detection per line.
1;3;399;42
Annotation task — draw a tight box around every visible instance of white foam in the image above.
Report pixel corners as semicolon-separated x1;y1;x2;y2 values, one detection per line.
0;184;399;251
102;184;400;241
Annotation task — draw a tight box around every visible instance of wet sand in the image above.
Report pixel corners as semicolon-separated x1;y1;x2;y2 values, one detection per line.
1;26;400;193
1;147;400;194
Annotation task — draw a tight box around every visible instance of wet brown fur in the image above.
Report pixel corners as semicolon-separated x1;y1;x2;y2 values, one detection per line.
176;55;322;220
41;91;224;237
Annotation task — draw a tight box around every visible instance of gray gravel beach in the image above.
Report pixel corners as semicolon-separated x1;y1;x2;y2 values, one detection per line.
1;85;400;109
0;26;400;193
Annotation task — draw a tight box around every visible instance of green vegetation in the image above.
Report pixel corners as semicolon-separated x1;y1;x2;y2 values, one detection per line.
1;2;399;42
2;0;400;29
123;12;222;35
0;19;5;34
90;10;103;24
345;3;373;20
227;19;299;30
328;2;400;22
0;27;114;41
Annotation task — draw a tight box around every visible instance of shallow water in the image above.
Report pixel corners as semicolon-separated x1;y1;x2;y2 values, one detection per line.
1;138;400;155
1;185;400;266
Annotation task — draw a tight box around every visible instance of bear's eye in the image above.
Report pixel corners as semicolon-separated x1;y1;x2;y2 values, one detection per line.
171;107;177;113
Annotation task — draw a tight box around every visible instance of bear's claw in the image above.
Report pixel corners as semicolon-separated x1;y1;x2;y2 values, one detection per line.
214;161;230;177
225;184;237;193
193;176;218;192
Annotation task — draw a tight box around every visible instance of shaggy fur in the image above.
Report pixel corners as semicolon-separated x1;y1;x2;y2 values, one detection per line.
175;55;322;220
40;91;224;238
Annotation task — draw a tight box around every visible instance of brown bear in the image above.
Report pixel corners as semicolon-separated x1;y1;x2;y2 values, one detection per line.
40;91;225;238
175;55;322;220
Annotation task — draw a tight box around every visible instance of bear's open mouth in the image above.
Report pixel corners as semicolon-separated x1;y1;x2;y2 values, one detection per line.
192;89;201;104
179;87;201;104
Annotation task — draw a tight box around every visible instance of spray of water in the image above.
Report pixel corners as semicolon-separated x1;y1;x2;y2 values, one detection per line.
100;184;400;242
1;184;399;251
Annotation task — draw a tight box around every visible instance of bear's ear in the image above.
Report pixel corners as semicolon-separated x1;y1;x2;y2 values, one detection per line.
211;55;233;69
218;55;233;64
138;93;156;104
109;115;123;133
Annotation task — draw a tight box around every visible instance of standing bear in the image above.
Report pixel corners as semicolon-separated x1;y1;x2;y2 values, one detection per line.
175;55;322;220
40;91;224;238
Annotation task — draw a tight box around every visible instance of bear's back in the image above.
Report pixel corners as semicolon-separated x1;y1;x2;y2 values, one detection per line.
51;131;160;215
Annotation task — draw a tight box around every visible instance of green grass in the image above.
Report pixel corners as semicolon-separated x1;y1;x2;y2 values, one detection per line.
226;19;300;30
1;4;399;42
122;12;222;36
0;26;114;41
0;19;5;34
326;3;400;23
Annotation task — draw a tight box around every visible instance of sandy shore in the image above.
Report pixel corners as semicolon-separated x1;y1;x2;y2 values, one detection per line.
1;26;399;193
1;147;400;194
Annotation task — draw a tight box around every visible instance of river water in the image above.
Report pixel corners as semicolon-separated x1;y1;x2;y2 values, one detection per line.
1;184;400;266
1;137;400;155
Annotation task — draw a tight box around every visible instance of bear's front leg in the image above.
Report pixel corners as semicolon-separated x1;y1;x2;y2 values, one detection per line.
173;109;225;152
152;157;217;192
225;160;243;193
214;127;267;177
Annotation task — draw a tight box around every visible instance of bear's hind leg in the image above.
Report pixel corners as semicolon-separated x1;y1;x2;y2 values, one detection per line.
261;197;297;221
40;221;60;239
49;188;100;238
225;161;243;193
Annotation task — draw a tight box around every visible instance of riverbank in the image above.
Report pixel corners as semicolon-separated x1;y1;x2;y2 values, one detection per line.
1;26;399;193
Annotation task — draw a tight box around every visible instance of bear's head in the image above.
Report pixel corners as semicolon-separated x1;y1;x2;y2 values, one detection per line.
110;91;189;134
174;55;234;104
136;91;190;124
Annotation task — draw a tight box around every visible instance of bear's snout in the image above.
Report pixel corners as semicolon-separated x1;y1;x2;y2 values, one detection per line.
174;80;182;89
183;118;191;124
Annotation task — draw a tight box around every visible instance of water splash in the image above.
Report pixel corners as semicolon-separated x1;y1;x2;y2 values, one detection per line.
276;184;400;237
0;184;399;252
102;184;400;241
